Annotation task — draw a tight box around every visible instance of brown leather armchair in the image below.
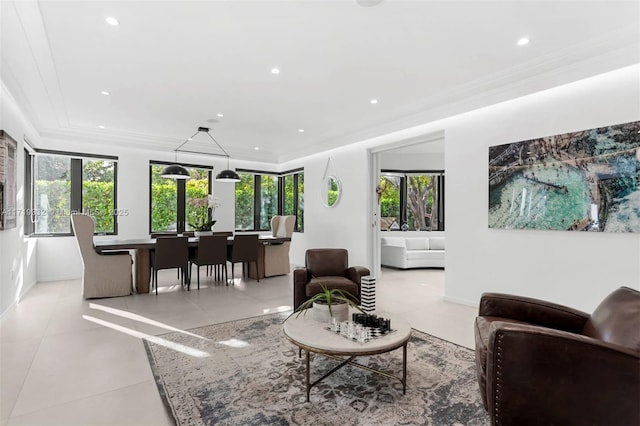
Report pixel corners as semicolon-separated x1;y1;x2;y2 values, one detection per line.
474;287;640;426
293;249;370;310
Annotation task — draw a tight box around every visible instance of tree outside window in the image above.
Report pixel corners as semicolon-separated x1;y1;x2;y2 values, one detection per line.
379;171;444;231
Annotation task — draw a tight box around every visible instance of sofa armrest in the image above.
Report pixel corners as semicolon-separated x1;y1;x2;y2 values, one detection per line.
346;266;370;300
479;292;589;333
380;245;407;268
485;322;640;426
293;268;310;310
346;266;370;286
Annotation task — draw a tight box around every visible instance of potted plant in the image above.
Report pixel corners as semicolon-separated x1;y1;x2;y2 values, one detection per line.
189;194;221;236
294;285;365;323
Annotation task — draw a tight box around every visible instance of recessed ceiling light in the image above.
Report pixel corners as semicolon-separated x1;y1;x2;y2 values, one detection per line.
217;113;224;118
254;147;260;151
105;16;119;26
517;37;530;46
370;99;378;104
271;68;280;75
298;129;305;133
98;125;105;129
100;91;110;96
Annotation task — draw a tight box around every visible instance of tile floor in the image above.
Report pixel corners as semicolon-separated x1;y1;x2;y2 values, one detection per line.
0;267;477;426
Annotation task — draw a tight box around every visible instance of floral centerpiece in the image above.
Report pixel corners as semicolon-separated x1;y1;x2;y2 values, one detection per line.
189;194;222;232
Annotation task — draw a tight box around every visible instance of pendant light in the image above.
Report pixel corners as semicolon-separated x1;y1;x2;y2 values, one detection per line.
162;127;240;182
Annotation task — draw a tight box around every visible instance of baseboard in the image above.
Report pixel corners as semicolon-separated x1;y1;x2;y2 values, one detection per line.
442;295;479;307
0;278;38;320
0;299;18;321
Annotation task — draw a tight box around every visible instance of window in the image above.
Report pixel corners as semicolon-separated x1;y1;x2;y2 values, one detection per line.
235;168;304;232
27;150;118;235
380;171;444;231
283;172;304;231
149;163;212;234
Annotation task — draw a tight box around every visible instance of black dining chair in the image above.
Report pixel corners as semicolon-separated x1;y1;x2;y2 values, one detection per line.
227;234;260;285
189;235;228;289
150;236;189;295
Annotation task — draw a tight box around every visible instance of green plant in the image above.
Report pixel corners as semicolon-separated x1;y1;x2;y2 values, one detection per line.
294;285;365;318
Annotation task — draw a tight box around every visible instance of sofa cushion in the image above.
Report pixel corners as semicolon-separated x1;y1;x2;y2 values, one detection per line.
429;237;445;250
381;237;406;247
582;286;640;351
405;238;429;250
306;277;359;299
406;250;431;260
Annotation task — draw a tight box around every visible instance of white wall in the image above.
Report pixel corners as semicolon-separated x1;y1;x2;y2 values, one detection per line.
282;146;371;268
443;65;640;311
0;83;40;317
380;152;444;170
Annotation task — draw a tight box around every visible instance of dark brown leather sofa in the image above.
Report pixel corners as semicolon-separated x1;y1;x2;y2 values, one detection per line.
474;286;640;426
293;248;370;310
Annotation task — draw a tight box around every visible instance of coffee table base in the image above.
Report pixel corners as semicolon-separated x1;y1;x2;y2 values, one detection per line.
296;342;408;402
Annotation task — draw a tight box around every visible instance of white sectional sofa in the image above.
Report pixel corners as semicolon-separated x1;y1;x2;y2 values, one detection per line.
381;234;445;269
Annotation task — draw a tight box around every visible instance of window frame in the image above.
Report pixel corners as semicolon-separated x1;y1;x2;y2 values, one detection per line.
236;167;304;232
380;169;445;231
25;149;119;237
148;161;213;235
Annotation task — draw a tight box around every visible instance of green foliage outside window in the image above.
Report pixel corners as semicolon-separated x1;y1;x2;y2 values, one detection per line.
150;165;210;232
235;173;255;230
34;156;116;234
34;180;71;233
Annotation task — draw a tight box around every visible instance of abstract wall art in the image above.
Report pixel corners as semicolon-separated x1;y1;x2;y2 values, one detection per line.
0;130;18;230
489;121;640;232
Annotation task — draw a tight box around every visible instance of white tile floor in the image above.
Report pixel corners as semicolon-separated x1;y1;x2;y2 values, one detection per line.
0;267;477;426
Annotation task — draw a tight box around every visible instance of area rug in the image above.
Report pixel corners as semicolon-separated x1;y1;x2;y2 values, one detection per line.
143;312;489;425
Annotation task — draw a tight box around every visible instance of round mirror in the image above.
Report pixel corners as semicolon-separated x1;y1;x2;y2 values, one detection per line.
323;175;342;207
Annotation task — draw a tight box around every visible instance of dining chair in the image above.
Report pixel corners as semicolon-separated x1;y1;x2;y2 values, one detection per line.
189;235;228;289
227;234;260;285
151;236;189;295
264;215;295;277
70;213;132;299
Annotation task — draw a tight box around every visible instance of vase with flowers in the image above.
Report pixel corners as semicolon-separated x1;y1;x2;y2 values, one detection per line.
189;194;222;237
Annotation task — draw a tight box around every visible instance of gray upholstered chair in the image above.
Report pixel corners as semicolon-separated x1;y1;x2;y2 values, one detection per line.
71;213;132;299
264;215;295;277
475;286;640;426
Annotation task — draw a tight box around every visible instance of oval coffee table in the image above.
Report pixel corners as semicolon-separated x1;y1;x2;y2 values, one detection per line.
283;312;412;402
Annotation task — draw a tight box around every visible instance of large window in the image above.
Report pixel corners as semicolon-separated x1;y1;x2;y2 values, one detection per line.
283;172;304;231
27;151;118;235
235;168;304;232
379;171;444;231
149;163;212;234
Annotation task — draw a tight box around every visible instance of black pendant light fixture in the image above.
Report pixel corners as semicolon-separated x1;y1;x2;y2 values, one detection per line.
216;156;241;182
162;126;240;182
161;163;190;180
161;137;191;179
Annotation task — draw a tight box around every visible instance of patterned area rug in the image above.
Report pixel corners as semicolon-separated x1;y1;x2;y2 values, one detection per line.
143;312;489;425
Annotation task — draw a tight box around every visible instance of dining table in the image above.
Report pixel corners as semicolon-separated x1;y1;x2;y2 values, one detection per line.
94;235;291;293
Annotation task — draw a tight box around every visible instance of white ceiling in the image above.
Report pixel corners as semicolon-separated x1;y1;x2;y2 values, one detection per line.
2;1;638;163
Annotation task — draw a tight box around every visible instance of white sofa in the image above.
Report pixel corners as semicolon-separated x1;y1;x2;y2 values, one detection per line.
381;235;445;269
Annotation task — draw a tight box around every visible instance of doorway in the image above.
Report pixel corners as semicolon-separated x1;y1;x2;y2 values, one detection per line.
367;130;445;278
